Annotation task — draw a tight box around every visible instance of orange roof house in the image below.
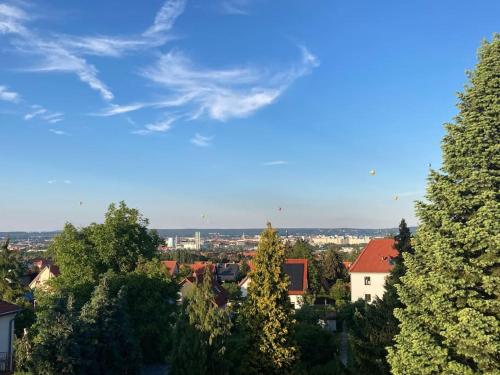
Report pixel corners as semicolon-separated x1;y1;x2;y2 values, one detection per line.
349;238;398;303
161;260;179;276
349;238;397;273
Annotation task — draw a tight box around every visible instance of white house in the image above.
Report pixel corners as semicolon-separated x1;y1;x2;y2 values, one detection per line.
0;301;21;373
239;258;308;309
349;238;398;303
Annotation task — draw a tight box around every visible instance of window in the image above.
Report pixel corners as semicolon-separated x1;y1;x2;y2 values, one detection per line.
364;276;371;285
365;294;371;302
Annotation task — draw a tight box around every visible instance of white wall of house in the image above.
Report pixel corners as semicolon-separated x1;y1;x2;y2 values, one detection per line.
240;277;251;298
29;267;56;290
289;295;304;310
0;314;16;371
350;272;389;303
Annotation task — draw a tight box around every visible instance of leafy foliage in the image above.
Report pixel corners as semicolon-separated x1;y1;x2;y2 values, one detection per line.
171;268;232;375
242;223;298;374
388;35;500;374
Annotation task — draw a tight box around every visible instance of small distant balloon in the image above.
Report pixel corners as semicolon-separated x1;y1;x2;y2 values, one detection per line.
369;170;376;176
428;163;432;169
79;201;83;206
277;207;283;212
393;195;399;201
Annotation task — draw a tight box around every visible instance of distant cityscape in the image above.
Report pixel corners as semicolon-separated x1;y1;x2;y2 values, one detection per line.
0;227;416;253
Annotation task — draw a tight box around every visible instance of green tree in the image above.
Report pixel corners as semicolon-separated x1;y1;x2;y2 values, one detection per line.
239;260;250;281
26;293;82;375
79;277;141;375
51;201;161;305
107;259;179;363
0;238;35;336
243;223;298;374
171;268;232;375
321;247;348;284
288;239;321;295
388;35;500;374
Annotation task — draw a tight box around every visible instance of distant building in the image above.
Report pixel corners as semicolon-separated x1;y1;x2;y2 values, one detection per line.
239;258;308;309
215;263;240;282
166;237;175;248
349;239;397;303
0;301;22;373
195;231;201;251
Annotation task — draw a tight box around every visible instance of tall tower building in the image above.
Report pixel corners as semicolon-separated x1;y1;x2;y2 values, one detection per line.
195;231;201;251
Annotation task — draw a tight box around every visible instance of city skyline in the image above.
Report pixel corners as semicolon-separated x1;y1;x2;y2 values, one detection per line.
1;0;499;231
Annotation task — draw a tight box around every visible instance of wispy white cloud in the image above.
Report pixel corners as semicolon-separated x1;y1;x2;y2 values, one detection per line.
131;116;177;135
220;0;253;15
24;105;63;123
262;160;288;166
47;179;56;184
0;3;29;35
49;128;68;135
135;46;318;122
0;85;20;102
96;103;148;117
143;0;186;37
190;133;213;147
63;180;72;184
0;0;186;101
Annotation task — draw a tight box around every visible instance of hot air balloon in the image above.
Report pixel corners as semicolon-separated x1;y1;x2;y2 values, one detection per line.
369;170;376;176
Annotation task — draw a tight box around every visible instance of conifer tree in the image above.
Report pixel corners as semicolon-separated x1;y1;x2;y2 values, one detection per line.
243;223;298;374
171;268;232;375
388;35;500;374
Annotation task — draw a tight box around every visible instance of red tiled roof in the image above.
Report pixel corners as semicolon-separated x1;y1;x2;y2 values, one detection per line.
189;262;216;274
349;239;398;273
162;261;178;275
0;300;21;316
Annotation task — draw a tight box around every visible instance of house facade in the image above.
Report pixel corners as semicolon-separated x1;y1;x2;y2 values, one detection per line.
0;301;21;373
29;264;60;290
349;238;398;303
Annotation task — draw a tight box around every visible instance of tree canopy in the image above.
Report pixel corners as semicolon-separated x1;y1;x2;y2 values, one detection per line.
388;35;500;374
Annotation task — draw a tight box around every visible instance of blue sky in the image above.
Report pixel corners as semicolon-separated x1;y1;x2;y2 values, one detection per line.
0;0;498;231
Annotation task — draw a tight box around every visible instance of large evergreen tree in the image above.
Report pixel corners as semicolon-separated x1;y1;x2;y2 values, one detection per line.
388;35;500;374
243;223;298;374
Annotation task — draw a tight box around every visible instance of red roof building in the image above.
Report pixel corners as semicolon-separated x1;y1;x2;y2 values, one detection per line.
349;238;398;273
349;238;398;303
161;260;179;276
